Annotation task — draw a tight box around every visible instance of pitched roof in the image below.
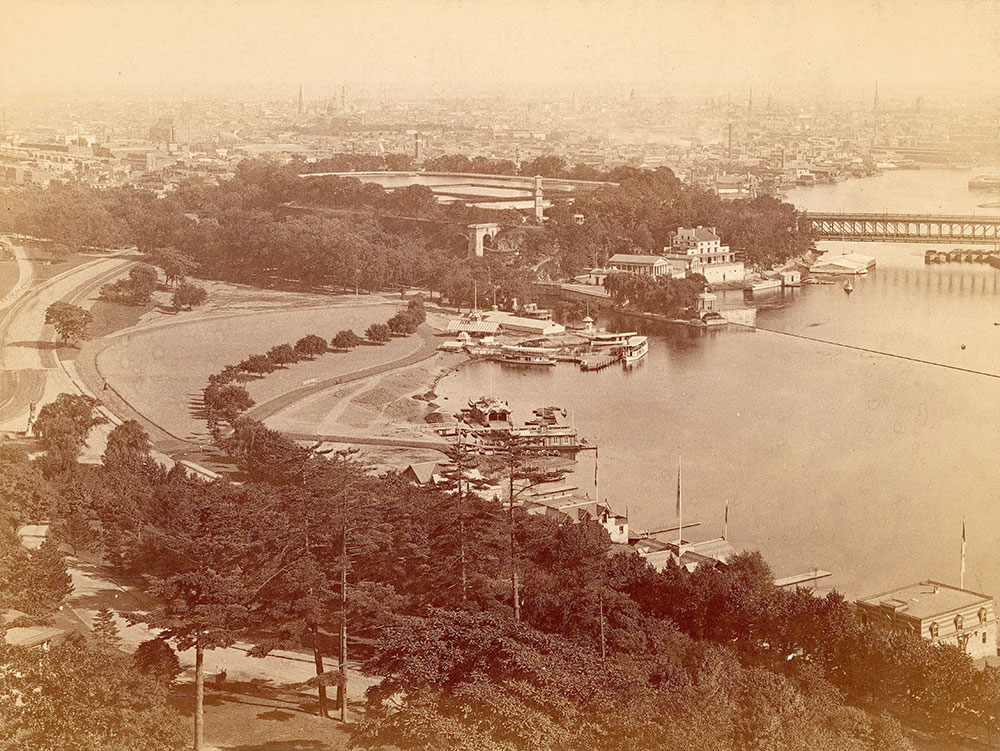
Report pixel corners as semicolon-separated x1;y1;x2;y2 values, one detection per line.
405;461;440;485
447;319;501;334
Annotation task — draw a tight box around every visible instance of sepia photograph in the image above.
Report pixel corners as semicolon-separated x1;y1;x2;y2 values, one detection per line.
2;1;1000;749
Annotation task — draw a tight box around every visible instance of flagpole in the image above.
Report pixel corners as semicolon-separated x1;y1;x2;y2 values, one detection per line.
961;517;966;590
676;454;682;552
724;500;729;541
594;447;599;504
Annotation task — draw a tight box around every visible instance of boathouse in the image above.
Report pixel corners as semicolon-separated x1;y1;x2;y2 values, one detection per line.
855;581;998;660
608;253;672;277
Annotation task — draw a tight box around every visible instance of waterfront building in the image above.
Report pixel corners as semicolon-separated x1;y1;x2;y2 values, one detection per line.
484;311;565;336
634;537;736;572
855;581;998;660
780;269;802;287
521;492;629;544
809;252;876;275
607;253;672;277
574;267;612;286
446;318;502;337
665;226;746;284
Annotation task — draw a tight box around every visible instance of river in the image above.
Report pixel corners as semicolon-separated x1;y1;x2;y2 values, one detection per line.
436;165;1000;600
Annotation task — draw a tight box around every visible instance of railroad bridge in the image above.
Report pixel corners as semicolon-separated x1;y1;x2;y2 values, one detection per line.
801;212;1000;245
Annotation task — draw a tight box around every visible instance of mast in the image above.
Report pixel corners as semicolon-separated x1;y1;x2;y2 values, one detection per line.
676;454;683;552
961;517;966;589
724;500;729;541
594;447;599;504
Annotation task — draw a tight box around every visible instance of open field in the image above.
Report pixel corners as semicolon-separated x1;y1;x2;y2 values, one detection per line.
95;300;414;441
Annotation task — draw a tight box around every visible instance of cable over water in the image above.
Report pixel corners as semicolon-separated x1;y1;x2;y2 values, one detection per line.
730;322;1000;380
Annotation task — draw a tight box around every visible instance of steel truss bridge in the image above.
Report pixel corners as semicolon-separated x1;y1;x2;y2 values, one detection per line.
801;212;1000;245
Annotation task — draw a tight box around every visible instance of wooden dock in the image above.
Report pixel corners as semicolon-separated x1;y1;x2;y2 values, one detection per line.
579;352;621;370
774;570;833;589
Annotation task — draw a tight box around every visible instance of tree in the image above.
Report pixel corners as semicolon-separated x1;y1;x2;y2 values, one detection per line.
481;431;569;622
133;637;183;685
122;479;273;751
0;537;72;616
102;419;154;474
0;444;56;524
0;633;186;751
33;393;106;474
219;417;309;484
93;605;121;647
202;383;255;424
332;329;361;350
238;352;277;376
295;334;328;358
431;436;503;606
266;342;301;367
248;455;384;720
44;301;93;345
365;322;391;344
128;262;159;292
172;281;207;309
151;247;198;285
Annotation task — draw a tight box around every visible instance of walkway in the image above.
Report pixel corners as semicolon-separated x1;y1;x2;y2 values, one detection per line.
0;250;136;433
243;326;442;424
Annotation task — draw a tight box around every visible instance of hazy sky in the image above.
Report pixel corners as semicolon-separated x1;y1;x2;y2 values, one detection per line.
2;0;999;102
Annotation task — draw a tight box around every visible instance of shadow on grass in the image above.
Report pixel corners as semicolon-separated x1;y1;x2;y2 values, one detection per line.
6;339;63;350
170;678;331;720
255;709;296;722
220;742;332;751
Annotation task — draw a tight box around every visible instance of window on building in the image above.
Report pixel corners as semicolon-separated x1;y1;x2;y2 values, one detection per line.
930;622;940;638
979;607;988;624
955;614;964;631
984;632;988;645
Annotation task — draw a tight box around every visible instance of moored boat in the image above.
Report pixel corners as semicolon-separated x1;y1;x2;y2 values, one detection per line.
622;335;648;364
583;330;638;348
498;345;556;366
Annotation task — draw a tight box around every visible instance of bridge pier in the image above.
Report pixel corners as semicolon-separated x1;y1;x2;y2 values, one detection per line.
467;222;500;258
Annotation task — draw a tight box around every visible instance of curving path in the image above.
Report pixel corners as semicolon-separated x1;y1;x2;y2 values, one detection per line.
0;250;136;433
94;300;412;442
243;326;441;423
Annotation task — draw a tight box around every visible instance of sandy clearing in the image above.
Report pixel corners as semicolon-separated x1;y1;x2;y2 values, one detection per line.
264;352;465;441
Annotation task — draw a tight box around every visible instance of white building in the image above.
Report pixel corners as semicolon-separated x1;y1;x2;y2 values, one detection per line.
665;226;745;284
484;312;565;336
607;253;672;277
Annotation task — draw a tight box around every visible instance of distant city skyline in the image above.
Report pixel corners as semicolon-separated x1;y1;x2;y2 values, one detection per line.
1;0;998;103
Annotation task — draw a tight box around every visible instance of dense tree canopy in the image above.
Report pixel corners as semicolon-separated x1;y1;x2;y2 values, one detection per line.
0;634;186;751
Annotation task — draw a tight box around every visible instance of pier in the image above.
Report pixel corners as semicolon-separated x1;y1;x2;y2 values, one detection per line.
579;352;621;370
925;247;1000;265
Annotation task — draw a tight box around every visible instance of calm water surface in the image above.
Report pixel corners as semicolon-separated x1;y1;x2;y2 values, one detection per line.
437;173;1000;600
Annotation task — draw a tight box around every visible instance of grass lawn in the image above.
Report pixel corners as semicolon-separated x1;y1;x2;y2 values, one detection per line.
171;680;354;751
0;256;17;300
